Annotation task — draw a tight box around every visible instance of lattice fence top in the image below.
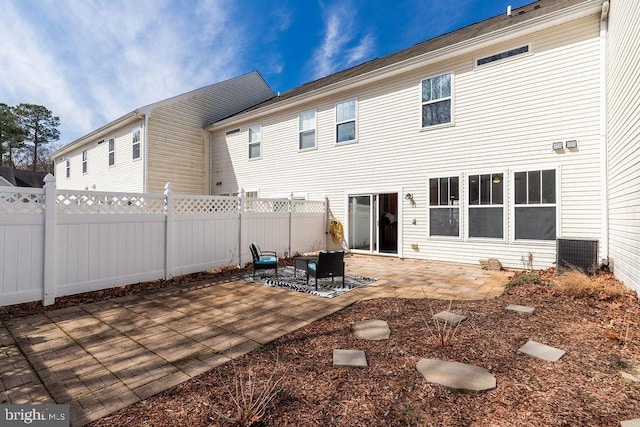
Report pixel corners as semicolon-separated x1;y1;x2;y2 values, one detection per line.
293;200;325;213
0;189;45;214
56;191;165;214
174;196;239;214
245;198;290;213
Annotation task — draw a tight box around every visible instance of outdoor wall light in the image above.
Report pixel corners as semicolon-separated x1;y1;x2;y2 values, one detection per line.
552;141;564;150
565;140;578;149
405;193;414;200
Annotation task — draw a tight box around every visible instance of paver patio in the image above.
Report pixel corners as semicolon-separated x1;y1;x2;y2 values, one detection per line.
0;256;509;426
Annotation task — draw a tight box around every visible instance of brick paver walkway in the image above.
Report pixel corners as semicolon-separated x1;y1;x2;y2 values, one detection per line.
0;256;510;426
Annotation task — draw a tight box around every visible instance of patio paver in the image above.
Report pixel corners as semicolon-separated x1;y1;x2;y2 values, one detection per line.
0;256;510;425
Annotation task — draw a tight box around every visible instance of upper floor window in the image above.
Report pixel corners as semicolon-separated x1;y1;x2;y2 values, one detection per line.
108;138;115;166
514;169;556;240
82;150;88;174
421;73;452;128
476;44;530;67
248;125;261;159
468;173;503;239
132;128;141;160
65;158;70;178
429;176;460;237
299;110;316;150
336;99;356;143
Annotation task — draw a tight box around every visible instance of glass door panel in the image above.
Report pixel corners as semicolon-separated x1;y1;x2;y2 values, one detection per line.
348;195;371;251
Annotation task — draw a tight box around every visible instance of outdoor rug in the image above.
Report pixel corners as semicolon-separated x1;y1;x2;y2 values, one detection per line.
239;266;376;298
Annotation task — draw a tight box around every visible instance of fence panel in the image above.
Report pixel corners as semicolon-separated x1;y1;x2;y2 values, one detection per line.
0;187;45;305
0;182;326;307
54;190;166;298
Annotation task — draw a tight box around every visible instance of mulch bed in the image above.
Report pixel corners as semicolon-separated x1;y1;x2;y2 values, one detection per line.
82;271;639;426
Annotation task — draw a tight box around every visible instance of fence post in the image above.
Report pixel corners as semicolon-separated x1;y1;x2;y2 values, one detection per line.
288;192;293;258
42;174;56;306
238;188;245;268
324;196;329;252
164;183;174;280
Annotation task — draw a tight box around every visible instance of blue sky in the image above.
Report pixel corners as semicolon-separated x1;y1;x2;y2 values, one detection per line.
0;0;532;146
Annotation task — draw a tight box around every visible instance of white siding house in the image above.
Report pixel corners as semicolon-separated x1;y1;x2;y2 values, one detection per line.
606;0;640;293
207;0;612;272
53;72;274;194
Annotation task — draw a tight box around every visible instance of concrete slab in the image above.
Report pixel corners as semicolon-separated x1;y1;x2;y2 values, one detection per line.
333;349;368;367
518;340;565;362
506;304;536;315
351;319;390;341
620;419;640;427
416;358;496;392
433;311;467;326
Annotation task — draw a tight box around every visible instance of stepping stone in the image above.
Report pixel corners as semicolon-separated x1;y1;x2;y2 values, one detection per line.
621;419;640;427
416;358;496;392
506;304;536;315
518;340;565;362
433;311;467;326
351;319;390;341
333;349;367;367
621;372;640;383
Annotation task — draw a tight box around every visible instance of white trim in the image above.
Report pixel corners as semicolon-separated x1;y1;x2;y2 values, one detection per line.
334;98;358;144
426;174;463;241
419;71;454;130
508;165;561;243
298;109;317;151
464;170;507;242
599;1;609;263
247;124;262;160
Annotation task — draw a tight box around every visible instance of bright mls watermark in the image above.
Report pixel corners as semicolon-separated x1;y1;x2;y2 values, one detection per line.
1;405;69;426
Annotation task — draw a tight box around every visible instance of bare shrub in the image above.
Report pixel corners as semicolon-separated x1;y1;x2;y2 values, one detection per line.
211;353;286;426
555;269;631;300
419;298;466;348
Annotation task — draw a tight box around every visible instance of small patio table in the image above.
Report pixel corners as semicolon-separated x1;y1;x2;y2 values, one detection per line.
293;256;318;281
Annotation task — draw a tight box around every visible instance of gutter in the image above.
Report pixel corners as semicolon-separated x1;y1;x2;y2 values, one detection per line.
208;0;603;130
599;0;610;265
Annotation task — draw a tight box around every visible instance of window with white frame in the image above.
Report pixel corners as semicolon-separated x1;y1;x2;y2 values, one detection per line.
299;110;316;149
468;173;504;238
108;138;115;166
514;169;556;240
429;176;460;237
65;158;70;178
421;73;452;127
335;99;356;143
132;128;141;160
82;150;87;174
248;125;261;159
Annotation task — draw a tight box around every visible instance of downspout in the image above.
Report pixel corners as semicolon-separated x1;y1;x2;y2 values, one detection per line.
599;1;610;266
142;113;149;193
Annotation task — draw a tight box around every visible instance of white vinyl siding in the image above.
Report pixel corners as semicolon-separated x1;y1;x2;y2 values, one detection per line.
54;123;145;192
606;0;640;293
211;14;602;270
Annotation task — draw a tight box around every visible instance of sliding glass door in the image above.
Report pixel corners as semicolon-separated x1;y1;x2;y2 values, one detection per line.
348;193;397;254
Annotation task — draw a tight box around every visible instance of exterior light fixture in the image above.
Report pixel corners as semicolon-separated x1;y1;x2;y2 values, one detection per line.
552;142;564;150
565;140;578;149
405;193;414;200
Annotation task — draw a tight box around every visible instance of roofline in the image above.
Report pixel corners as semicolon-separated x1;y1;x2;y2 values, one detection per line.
53;70;270;158
52;110;142;158
207;0;603;130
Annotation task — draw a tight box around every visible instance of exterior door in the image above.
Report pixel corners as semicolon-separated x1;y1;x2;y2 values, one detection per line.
348;193;397;254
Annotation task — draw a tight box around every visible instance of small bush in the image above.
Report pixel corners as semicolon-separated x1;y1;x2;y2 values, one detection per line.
505;271;549;291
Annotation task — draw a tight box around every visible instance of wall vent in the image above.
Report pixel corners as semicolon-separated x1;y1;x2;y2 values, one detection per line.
556;238;598;275
225;128;240;136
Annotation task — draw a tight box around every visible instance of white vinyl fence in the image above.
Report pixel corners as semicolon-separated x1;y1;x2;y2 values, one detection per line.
0;175;326;307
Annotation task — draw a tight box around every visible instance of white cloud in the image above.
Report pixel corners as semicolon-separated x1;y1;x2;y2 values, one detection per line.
0;0;244;145
310;2;375;80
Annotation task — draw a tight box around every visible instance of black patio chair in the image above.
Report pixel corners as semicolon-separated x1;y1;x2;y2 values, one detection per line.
249;243;278;277
307;251;345;290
